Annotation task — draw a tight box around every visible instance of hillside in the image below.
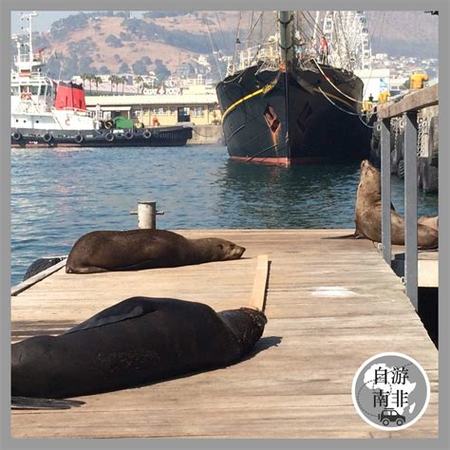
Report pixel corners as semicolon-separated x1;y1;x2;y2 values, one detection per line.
366;11;438;57
23;10;438;81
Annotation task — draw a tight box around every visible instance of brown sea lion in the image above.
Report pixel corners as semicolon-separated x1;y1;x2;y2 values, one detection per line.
11;297;267;399
355;160;438;249
65;229;245;274
418;215;438;231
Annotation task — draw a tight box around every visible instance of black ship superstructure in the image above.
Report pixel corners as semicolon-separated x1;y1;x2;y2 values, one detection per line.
216;11;372;166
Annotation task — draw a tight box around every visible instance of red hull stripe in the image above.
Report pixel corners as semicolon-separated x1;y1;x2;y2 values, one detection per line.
230;156;333;166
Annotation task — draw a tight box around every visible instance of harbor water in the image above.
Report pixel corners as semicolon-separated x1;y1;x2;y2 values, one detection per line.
11;145;438;286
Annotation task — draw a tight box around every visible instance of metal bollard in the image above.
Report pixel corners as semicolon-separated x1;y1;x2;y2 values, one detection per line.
138;201;156;229
130;201;164;229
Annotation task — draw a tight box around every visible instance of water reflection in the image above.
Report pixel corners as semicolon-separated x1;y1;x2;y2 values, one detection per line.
217;160;361;228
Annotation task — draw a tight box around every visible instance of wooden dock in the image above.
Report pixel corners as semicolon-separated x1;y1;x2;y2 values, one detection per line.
11;229;438;438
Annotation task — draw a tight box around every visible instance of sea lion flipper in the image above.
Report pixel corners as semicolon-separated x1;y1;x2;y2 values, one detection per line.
66;265;109;274
64;297;155;334
322;230;366;240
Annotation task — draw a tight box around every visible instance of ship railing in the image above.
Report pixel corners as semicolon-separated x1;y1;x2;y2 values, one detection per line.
55;107;94;117
377;83;438;310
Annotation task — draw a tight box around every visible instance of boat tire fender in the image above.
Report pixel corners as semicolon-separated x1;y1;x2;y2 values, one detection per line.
143;130;152;139
12;131;22;141
105;132;115;142
74;134;84;144
124;131;134;140
43;133;53;143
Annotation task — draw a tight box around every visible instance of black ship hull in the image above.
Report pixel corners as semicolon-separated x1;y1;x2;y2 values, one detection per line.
216;62;372;165
11;125;193;148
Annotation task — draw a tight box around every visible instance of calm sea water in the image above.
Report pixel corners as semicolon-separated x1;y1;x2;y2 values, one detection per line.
11;145;438;285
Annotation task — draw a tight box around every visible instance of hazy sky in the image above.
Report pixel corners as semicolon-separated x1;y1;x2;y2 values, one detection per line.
11;11;144;34
11;12;78;34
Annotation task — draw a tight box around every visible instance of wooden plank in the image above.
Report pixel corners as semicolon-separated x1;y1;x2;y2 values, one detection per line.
377;83;438;119
10;230;438;438
11;258;67;296
418;259;439;288
249;254;269;311
390;249;439;288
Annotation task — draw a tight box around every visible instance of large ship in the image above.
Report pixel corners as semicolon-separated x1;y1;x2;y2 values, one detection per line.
11;12;192;148
216;11;373;166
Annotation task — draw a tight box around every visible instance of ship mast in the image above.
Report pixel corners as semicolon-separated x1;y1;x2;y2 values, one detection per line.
27;12;37;66
278;11;296;71
16;11;40;75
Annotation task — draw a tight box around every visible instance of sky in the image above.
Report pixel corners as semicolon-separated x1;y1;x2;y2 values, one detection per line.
11;12;79;34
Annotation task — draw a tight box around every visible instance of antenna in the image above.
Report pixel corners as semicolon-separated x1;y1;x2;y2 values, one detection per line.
19;11;38;67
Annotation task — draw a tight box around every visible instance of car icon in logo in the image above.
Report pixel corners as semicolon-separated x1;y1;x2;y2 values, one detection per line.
378;408;406;427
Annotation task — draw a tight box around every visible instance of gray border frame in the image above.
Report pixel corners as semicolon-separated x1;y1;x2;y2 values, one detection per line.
1;0;448;449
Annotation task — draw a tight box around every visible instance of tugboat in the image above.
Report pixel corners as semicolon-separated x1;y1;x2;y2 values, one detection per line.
11;12;192;148
216;11;372;166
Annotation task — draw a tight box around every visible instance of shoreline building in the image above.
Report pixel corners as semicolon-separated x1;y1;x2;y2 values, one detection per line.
85;91;221;128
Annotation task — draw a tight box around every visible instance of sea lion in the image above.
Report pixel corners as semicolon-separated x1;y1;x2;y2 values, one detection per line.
11;297;266;399
355;159;438;249
23;257;65;281
65;229;245;274
418;215;439;231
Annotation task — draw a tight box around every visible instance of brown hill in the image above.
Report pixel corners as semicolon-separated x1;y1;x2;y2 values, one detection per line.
31;10;438;80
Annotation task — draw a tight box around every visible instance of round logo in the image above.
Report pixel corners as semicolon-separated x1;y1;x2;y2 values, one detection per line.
352;352;430;431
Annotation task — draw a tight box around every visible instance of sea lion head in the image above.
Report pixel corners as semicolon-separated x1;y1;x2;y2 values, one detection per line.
197;238;246;262
218;307;267;355
358;159;381;200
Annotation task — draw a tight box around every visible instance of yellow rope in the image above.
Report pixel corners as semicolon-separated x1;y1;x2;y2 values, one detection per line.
221;71;356;122
221;82;276;121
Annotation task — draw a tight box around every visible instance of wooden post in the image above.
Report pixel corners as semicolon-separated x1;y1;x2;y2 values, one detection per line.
404;111;418;309
249;255;270;312
138;201;156;229
380;119;392;265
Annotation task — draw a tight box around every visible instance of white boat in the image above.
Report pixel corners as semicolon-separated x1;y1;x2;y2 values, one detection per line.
11;12;192;148
11;12;98;134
